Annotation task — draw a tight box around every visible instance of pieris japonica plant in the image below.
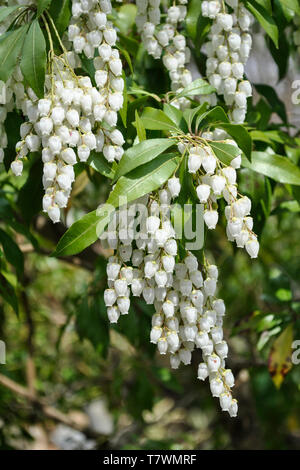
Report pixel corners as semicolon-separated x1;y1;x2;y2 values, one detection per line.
1;0;300;429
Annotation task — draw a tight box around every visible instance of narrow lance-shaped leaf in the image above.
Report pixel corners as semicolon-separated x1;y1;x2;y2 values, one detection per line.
245;0;279;48
0;5;24;22
174;78;215;100
20;19;47;99
141;107;180;132
242;152;300;186
114;138;175;180
0;25;28;83
209;142;242;166
108;153;180;207
135;110;146;143
215;122;252;160
52;209;112;257
88;151;116;179
53;153;180;257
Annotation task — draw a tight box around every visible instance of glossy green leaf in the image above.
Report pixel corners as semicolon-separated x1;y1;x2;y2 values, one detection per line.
0;5;23;22
209;142;242;166
37;0;53;16
175;78;215;100
135;110;146;142
88;151;116;179
0;25;28;83
141;107;180;132
245;0;279;47
243;152;300;185
114;138;175;180
20;20;46;99
108;153;180;208
216;123;252;160
163;103;184;128
195;106;229;131
48;0;71;35
52;209;112;257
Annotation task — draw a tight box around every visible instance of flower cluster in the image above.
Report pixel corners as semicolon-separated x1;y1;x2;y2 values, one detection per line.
9;55;122;223
181;129;259;258
101;181;239;416
202;0;253;123
4;0;124;223
137;0;192;109
68;0;125;163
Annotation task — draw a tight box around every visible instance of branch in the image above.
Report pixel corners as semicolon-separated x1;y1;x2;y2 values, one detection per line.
0;373;96;435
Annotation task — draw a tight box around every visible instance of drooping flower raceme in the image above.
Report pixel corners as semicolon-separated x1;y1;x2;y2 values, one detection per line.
137;0;192;109
180;129;259;257
68;0;125;163
10;54;121;223
6;0;124;223
202;0;253;123
101;177;243;417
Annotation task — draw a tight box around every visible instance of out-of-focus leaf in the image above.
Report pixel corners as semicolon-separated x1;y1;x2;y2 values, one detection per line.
17;157;43;223
268;325;293;388
0;229;24;278
245;0;279;47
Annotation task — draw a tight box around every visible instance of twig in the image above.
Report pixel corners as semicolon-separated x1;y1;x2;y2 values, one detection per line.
0;373;95;435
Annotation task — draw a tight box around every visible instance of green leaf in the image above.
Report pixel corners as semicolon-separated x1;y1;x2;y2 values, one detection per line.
254;84;287;123
195;106;229;131
3;111;24;171
243;152;300;185
0;274;19;315
186;0;210;46
0;5;23;22
88;151;115;179
114;138;175;180
0;229;24;278
215;123;252;160
0;25;28;83
269;324;293;388
279;0;300;14
245;0;279;47
141;108;179;132
140;107;179;132
163;103;184;128
48;0;71;35
108;153;180;208
17;156;44;223
135;110;146;142
183;103;208;131
174;78;215;100
115;3;137;35
37;0;52;16
52;209;112;257
209;142;242;166
20;19;46;99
